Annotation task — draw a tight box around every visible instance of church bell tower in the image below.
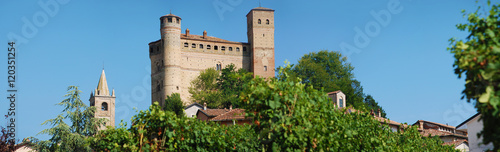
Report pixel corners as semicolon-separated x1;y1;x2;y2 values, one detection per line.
89;69;116;130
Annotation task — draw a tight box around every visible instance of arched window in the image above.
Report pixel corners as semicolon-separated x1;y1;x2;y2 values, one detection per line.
243;47;247;52
176;18;180;24
229;47;233;51
214;45;218;50
192;43;196;48
184;43;188;47
199;44;203;49
207;45;211;49
264;66;267;71
266;19;270;24
168;18;172;23
258;19;261;24
221;46;226;51
216;63;222;71
236;47;240;52
101;102;108;111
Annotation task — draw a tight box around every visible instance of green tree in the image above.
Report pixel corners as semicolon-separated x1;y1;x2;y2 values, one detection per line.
189;64;253;108
292;50;366;109
364;95;387;118
217;64;253;108
189;68;223;108
448;1;500;150
32;86;105;152
163;93;185;117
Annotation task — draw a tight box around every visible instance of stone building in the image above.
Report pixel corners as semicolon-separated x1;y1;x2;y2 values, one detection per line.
148;7;276;105
413;120;469;151
89;69;116;130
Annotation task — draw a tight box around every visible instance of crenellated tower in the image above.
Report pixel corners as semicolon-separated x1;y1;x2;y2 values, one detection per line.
149;13;182;106
247;7;275;78
89;69;115;130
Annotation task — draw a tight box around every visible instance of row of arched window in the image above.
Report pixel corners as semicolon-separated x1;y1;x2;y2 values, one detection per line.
184;43;247;52
257;19;270;25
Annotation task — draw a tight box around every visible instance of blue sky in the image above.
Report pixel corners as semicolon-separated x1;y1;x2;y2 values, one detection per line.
0;0;489;141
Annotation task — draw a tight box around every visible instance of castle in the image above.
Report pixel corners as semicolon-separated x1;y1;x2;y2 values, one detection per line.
149;7;276;105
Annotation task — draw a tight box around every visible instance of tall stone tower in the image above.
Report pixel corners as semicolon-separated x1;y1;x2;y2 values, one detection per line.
247;7;275;78
89;69;115;130
150;14;182;107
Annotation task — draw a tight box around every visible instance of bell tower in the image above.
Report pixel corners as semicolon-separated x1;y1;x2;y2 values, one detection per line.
89;69;115;130
247;7;275;78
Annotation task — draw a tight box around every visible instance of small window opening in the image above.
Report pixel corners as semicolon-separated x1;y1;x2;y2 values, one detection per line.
258;19;261;24
221;46;226;51
184;43;188;47
176;18;180;23
207;45;211;49
199;44;204;49
216;64;222;71
229;47;233;51
264;66;268;71
168;18;172;23
243;47;247;52
214;45;218;50
236;47;240;52
101;102;108;111
192;43;196;48
266;19;270;24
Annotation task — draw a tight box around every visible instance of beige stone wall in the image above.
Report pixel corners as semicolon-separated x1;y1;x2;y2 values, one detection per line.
90;95;115;130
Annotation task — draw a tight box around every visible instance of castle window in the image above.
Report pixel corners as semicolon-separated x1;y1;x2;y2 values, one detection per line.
264;66;267;71
192;43;196;48
176;18;180;23
258;19;261;24
221;46;226;51
236;47;240;52
216;64;222;71
101;102;108;111
214;45;218;50
243;47;247;51
168;18;172;23
229;47;233;51
199;44;203;49
266;19;270;24
184;43;188;47
149;47;153;53
207;45;211;49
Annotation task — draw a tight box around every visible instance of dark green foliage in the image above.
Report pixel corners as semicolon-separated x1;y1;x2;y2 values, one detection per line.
189;64;253;108
291;50;380;112
31;86;105;152
0;126;17;151
240;64;457;151
163;93;185;117
217;64;253;108
91;102;259;151
448;1;500;150
364;95;387;118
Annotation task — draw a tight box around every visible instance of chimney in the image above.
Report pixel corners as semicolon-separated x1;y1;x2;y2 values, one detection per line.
186;28;190;36
229;105;232;111
203;30;207;38
203;102;207;110
378;109;381;117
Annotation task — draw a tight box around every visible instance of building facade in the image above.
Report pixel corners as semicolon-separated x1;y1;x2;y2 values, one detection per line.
149;7;276;105
89;69;116;130
457;113;494;152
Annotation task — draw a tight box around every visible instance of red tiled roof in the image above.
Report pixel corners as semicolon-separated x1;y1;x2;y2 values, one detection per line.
374;117;405;126
419;129;467;139
443;139;468;147
181;34;246;44
210;109;249;121
198;109;230;117
327;90;342;95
